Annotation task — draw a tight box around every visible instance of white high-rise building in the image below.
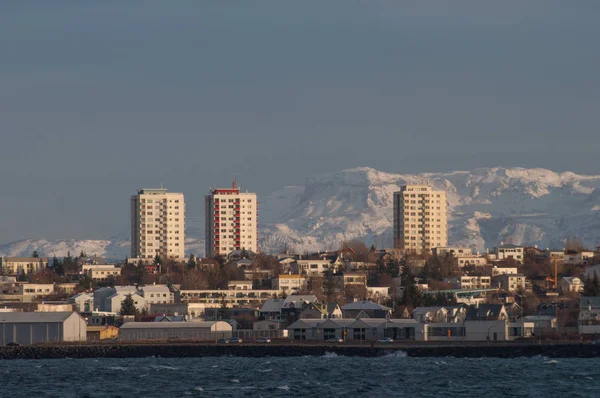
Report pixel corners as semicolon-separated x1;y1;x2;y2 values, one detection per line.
205;182;258;258
130;188;185;260
393;185;447;253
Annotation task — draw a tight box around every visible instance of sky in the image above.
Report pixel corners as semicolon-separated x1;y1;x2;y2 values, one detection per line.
1;1;599;242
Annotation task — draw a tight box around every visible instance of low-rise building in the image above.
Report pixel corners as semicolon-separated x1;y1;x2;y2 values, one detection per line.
0;257;49;276
82;264;120;281
491;244;525;264
433;247;473;258
227;280;253;290
564;251;595;265
296;260;332;276
140;285;174;305
272;275;307;292
118;321;232;341
341;300;392;319
454;256;488;268
68;293;94;313
19;283;55;298
492;274;528;292
491;265;519;277
0;312;86;345
559;277;584;293
459;276;491;290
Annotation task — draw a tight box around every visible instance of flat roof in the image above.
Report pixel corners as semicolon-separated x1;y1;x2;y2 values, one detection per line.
0;312;76;323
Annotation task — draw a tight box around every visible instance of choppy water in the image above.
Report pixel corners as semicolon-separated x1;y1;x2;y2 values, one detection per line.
2;353;599;397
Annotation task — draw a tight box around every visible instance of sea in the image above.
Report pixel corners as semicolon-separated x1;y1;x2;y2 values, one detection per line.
2;353;599;397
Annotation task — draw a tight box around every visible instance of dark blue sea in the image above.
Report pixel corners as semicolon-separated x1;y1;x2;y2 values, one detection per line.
2;353;599;397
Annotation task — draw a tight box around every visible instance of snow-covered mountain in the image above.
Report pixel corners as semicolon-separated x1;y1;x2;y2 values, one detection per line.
2;167;600;258
259;167;600;253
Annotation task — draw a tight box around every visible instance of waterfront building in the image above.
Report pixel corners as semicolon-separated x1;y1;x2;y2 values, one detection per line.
205;182;258;258
393;185;448;253
118;320;232;341
130;188;185;261
0;312;87;346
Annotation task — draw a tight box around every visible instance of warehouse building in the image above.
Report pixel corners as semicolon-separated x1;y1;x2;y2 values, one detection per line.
119;321;232;341
0;312;87;346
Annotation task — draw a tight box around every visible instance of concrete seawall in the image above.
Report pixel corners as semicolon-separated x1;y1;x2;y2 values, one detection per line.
1;343;599;360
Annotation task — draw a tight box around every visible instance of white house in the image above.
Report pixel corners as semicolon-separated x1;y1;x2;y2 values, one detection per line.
68;293;94;312
296;260;332;276
564;251;595;265
106;292;147;313
492;274;527;292
140;285;174;305
559;277;584;293
492;244;525;264
272;275;307;292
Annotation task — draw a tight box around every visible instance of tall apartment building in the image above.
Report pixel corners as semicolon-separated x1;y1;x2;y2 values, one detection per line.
393;184;447;253
205;182;258;258
130;188;185;260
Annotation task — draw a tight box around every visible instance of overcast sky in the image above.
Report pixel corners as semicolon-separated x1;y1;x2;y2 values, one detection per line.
1;1;599;242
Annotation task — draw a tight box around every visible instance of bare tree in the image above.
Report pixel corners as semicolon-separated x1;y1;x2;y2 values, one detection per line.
565;236;586;252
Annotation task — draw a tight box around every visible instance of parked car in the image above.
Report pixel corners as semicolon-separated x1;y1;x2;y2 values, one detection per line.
226;337;243;344
377;337;394;344
255;338;272;343
217;338;228;344
326;338;344;343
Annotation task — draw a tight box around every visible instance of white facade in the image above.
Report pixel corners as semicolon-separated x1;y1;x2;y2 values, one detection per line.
459;276;491;289
272;275;307;291
0;312;87;346
393;185;448;253
82;264;120;281
131;188;185;260
106;293;148;313
68;293;94;312
140;285;174;305
493;244;524;263
564;251;595;265
205;183;257;258
433;247;473;257
19;283;55;297
454;256;488;267
296;260;332;276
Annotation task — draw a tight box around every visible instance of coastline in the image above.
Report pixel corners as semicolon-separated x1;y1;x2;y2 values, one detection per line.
1;342;599;360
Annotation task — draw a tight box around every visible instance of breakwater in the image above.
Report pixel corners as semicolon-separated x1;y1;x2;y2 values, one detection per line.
1;343;599;360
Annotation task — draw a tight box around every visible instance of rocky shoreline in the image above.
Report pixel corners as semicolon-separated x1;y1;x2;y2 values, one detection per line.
1;343;599;360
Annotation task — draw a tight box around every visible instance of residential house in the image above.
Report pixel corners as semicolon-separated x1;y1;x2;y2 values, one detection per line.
272;275;307;292
228;280;253;290
454;256;488;268
491;265;519;277
433;247;474;258
68;293;94;313
523;315;557;336
564;251;595;265
492;274;528;292
341;300;392;319
459;276;491;289
491;243;525;264
296;260;332;276
140;285;174;305
300;302;342;320
559;277;584;293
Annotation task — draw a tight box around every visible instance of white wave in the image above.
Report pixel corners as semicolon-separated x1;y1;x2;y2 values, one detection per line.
278;386;290;391
323;352;339;358
194;387;204;392
231;379;240;383
384;350;407;358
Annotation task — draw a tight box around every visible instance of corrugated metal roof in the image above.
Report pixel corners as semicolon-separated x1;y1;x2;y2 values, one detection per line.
0;312;75;323
120;321;231;330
